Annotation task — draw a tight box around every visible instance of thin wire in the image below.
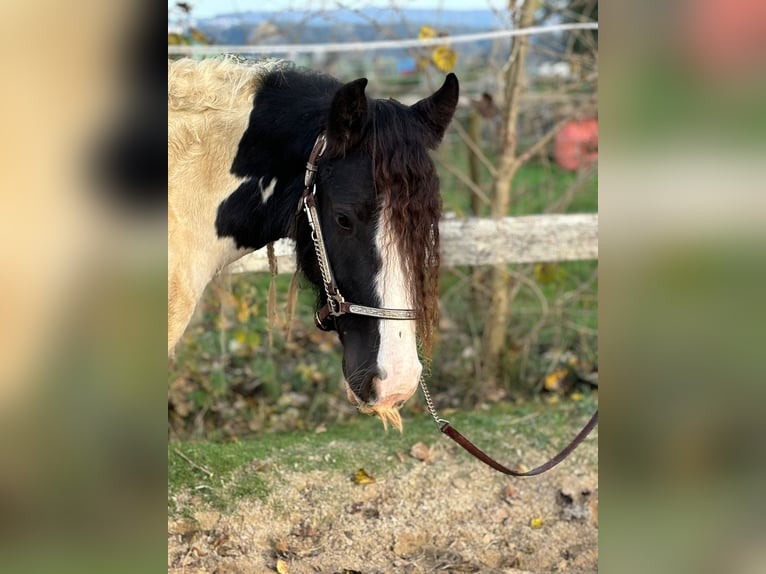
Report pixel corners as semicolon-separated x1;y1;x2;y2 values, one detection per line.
168;22;598;56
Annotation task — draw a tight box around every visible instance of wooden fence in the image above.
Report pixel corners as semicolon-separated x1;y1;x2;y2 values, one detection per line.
228;213;598;274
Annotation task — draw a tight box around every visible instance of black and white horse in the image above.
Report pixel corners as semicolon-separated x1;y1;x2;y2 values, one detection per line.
168;58;458;427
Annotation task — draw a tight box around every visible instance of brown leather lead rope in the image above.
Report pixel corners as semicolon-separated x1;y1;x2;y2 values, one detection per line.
441;411;598;476
420;376;598;477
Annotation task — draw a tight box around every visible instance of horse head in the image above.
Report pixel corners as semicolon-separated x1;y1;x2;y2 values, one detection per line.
296;75;459;426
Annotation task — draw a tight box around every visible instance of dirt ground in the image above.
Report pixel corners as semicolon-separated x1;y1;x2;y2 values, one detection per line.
168;430;597;574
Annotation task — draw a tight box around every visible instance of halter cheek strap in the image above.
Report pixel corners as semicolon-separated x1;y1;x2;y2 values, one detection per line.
299;133;419;331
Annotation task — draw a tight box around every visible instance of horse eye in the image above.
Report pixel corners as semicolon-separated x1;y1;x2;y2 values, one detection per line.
335;212;353;231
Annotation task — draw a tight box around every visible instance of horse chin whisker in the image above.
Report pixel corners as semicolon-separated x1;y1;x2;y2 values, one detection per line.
357;404;404;433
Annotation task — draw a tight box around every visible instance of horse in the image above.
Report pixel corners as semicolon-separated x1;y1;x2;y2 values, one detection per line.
168;57;459;429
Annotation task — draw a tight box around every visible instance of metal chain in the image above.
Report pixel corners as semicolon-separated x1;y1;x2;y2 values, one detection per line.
419;374;450;427
305;196;341;314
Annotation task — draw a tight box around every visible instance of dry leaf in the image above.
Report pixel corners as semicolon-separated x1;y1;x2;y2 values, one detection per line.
432;46;456;72
530;517;543;529
501;484;520;499
418;25;436;40
353;468;375;484
276;558;289;574
544;368;570;392
410;442;431;464
396;451;407;463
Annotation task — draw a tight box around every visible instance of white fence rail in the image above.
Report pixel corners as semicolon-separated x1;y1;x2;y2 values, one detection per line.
168;23;598;57
228;213;598;275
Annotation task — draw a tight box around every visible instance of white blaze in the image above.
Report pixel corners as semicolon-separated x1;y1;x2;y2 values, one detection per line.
372;211;423;406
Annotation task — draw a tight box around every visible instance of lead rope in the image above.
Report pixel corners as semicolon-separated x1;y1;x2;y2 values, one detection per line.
419;374;598;477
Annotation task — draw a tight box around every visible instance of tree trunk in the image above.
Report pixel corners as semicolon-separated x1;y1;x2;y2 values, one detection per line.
481;0;538;390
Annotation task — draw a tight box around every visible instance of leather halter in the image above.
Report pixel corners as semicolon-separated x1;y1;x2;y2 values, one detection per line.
299;134;419;331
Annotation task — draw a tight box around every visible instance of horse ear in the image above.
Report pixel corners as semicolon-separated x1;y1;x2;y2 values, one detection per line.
327;78;369;153
411;73;459;148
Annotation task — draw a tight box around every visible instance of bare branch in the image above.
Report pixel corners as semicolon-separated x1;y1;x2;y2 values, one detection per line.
517;114;575;167
173;448;214;478
434;156;492;206
450;120;498;179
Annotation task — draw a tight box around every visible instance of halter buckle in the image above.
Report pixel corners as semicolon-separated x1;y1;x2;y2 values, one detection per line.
327;293;345;316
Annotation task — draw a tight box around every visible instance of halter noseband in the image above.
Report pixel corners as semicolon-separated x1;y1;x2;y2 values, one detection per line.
299;133;419;331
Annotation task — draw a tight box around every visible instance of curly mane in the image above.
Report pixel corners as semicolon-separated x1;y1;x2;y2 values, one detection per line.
367;100;442;355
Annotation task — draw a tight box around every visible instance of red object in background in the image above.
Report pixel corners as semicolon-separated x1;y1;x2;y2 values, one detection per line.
554;119;598;171
684;0;766;78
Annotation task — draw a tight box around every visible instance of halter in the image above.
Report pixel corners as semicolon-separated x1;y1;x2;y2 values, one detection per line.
299;133;420;331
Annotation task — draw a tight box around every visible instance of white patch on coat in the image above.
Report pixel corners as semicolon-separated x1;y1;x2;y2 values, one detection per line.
260;177;277;204
372;210;423;406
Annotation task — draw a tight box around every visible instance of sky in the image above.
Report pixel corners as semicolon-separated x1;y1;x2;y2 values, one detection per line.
170;0;500;19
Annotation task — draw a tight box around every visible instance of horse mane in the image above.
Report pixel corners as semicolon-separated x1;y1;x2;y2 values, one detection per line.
167;57;285;113
366;100;442;355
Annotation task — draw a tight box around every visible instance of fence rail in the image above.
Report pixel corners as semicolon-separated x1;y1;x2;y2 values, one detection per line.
168;23;599;57
227;213;598;275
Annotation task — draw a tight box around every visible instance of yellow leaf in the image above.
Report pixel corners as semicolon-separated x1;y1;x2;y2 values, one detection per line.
237;301;250;323
419;25;436;40
276;558;289;574
353;468;375;484
432;46;456;72
571;392;584;401
534;262;555;283
544;368;569;392
530;517;543;529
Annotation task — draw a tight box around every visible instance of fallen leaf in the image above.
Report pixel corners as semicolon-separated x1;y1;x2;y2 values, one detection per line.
530;517;543;529
410;442;431;464
273;539;290;555
353;468;375;485
249;459;271;472
544;368;570;392
501;484;520;499
396;451;407;463
276;558;289;574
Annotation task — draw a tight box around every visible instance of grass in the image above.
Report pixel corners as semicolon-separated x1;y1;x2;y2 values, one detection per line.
168;391;598;516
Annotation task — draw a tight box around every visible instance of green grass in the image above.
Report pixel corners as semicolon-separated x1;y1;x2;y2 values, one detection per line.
168;392;598;516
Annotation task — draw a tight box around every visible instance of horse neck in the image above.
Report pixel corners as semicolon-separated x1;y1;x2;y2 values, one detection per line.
215;71;338;252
